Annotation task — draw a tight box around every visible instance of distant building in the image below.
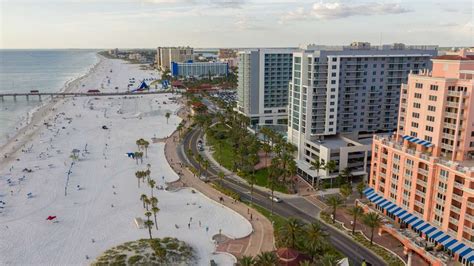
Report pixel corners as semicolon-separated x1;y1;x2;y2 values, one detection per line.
156;47;194;70
128;53;147;63
236;48;297;127
288;42;438;181
171;61;228;79
108;48;119;57
218;49;237;59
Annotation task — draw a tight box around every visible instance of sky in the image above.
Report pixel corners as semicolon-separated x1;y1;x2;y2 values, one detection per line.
0;0;472;49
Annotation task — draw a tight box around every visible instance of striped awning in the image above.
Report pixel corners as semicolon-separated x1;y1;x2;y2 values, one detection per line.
363;187;474;262
402;135;434;147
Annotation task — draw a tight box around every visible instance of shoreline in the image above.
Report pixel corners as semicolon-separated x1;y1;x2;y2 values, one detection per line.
0;54;105;169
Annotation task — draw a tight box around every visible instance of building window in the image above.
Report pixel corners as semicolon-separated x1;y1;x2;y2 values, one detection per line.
413;103;421;108
427;116;435;122
426;126;434;132
428;105;436;112
430;85;439;91
412;112;420;118
415;83;423;88
414;93;422;99
411;122;419;128
429;95;437;101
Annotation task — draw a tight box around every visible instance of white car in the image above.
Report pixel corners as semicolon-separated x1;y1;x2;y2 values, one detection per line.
269;196;282;203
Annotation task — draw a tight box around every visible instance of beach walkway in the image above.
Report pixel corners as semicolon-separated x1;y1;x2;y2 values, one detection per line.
163;99;275;258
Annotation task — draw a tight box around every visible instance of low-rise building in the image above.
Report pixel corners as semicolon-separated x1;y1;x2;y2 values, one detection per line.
171;61;228;79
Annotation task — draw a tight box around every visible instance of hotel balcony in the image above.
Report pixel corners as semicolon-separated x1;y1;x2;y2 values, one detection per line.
416;179;428;187
468;202;474;209
464;226;474;235
444;112;459;119
446;101;462;108
454;182;464;189
418;168;429;176
442;133;455;140
452;193;463;202
451;205;461;213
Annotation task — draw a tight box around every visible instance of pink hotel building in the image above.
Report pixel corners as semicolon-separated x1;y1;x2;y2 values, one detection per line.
366;49;474;265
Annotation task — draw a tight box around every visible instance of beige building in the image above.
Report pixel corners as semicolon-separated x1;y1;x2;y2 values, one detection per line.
156;47;194;70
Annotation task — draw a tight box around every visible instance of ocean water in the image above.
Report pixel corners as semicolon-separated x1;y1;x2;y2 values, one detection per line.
0;50;99;145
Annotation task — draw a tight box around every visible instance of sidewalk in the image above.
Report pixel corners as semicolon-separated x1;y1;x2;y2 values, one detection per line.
163;101;275;257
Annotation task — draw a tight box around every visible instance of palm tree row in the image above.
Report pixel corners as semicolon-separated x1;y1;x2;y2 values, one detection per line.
135;138;150;158
135;164;160;239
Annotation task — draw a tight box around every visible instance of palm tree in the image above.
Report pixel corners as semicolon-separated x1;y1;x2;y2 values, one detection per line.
325;160;337;175
304;222;328;260
327;195;343;223
237;256;255;266
151;206;160;230
319;253;339;266
134;151;140;165
150;196;158;208
339;183;352;200
140;194;148;209
149;179;156;197
310;158;324;188
135;171;143;188
324;160;337;188
255;252;278;266
137;151;144;164
340;167;353;183
165;112;171;124
144;211;154;240
144;198;151;211
356;182;365;199
278;218;304;249
262;143;272;168
136;139;143;151
347;205;364;234
143;140;150;158
362;212;382;245
218;171;225;185
202;160;210;175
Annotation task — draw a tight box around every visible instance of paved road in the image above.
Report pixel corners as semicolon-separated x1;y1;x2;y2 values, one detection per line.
179;127;386;266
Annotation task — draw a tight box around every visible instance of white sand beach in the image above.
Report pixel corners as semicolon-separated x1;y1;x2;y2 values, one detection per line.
0;57;251;265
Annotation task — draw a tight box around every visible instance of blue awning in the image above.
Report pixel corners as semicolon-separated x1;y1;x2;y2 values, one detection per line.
380;201;392;208
387;204;398;212
452;243;466;253
363;187;374;194
374;197;386;205
393;208;404;216
429;230;443;239
406;216;418;224
436;234;450;243
363;190;474;261
424;227;436;235
445;239;458;249
418;222;430;232
415;221;427;230
395;210;407;218
459;247;473;257
402;135;434;148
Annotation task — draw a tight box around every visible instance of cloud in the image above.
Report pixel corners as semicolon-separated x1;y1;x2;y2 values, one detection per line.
234;16;267;31
281;1;410;22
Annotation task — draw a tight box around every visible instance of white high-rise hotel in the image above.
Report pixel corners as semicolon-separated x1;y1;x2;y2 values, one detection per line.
287;43;437;182
236;48;297;127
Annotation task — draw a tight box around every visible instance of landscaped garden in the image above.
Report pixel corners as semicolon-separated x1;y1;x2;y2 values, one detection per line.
92;238;194;265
